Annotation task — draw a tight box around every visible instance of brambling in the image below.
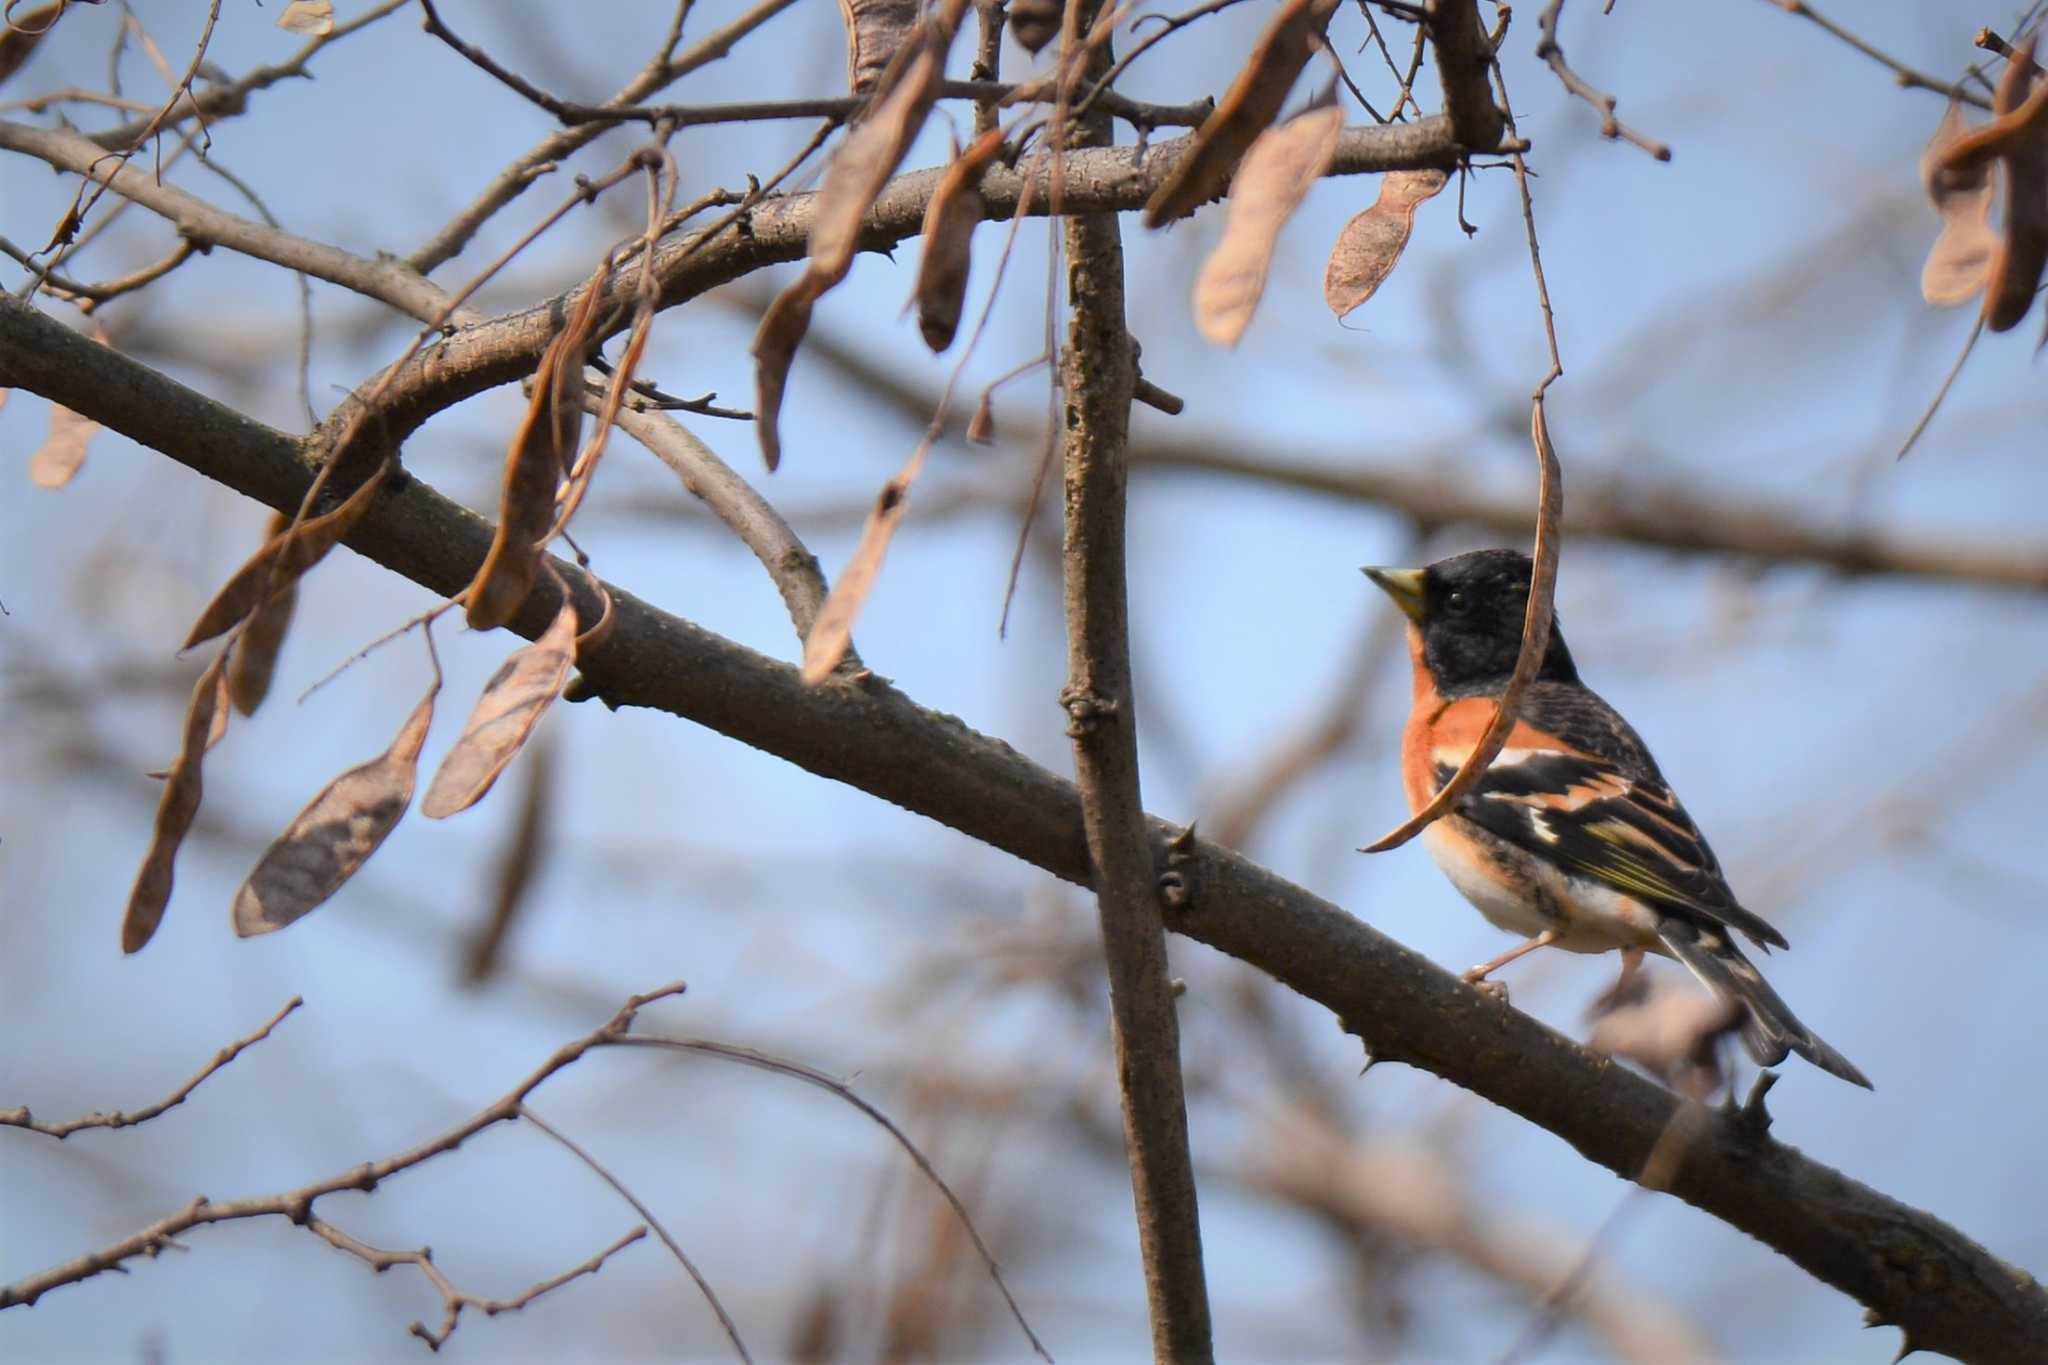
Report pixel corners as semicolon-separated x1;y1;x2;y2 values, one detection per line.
1364;549;1871;1088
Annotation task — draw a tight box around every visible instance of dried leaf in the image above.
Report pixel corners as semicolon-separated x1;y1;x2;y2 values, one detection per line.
573;578;616;655
1195;103;1343;346
275;0;333;36
185;468;389;650
122;656;229;953
466;272;603;631
232;678;437;937
751;278;820;473
809;3;964;283
227;512;298;715
1920;101;1998;307
422;599;578;819
801;447;928;685
28;401;97;488
754;0;965;470
1143;0;1339;228
837;0;918;95
1986;42;2048;333
915;127;1006;352
1006;0;1060;54
966;391;996;446
548;302;650;542
461;728;553;984
0;1;63;89
1323;168;1447;319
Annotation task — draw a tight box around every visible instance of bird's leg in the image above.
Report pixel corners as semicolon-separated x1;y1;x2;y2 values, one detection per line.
1462;930;1561;1003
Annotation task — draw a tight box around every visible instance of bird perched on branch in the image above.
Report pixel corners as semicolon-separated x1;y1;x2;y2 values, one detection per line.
1363;548;1870;1088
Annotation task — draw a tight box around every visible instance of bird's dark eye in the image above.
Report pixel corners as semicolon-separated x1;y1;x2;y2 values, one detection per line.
1443;589;1470;616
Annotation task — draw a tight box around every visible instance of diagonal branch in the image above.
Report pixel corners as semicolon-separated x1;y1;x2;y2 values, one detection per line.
5;292;2044;1363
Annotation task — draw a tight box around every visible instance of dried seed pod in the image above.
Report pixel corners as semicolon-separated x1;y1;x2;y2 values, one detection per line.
1195;103;1343;346
422;598;578;819
465;270;604;630
1919;101;1998;307
1007;0;1061;55
915;127;1007;351
184;466;389;650
838;0;920;95
1323;168;1447;319
1144;0;1340;227
27;400;96;489
122;656;230;953
755;0;968;469
231;678;438;937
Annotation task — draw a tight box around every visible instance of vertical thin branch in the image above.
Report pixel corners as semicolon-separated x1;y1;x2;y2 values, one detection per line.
1054;8;1213;1362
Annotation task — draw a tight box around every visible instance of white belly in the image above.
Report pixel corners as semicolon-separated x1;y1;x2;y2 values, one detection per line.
1421;819;1666;953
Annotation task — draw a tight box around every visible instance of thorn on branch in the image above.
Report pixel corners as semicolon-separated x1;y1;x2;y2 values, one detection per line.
1155;822;1200;912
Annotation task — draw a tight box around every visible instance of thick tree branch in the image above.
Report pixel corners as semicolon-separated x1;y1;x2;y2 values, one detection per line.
1058;39;1214;1361
1425;0;1507;151
5;295;2044;1364
325;116;1479;452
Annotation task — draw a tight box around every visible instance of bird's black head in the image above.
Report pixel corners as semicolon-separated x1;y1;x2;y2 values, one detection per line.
1363;549;1578;695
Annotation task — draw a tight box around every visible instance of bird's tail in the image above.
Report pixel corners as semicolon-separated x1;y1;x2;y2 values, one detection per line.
1658;920;1872;1089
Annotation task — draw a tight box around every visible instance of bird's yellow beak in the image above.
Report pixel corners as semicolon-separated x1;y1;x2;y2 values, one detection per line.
1362;566;1427;623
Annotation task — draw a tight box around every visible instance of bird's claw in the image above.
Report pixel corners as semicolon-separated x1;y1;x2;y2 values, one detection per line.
1463;971;1509;1005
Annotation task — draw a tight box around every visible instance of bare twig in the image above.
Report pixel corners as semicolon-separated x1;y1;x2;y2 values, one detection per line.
410;0;802;272
518;1106;753;1364
417;0;1211;134
303;1217;648;1352
1894;313;1985;461
1055;12;1213;1358
0;983;689;1312
1764;0;1992;109
1534;0;1671;159
611;405;838;646
1;997;302;1138
605;1035;1050;1362
0;233;194;304
87;0;413;149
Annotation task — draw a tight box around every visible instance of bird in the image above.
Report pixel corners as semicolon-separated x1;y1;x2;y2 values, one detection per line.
1362;548;1871;1088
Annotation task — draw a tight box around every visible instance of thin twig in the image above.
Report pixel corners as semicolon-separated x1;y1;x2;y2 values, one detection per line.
605;1035;1051;1362
87;0;412;149
409;0;802;272
0;984;688;1311
303;1216;648;1352
1534;0;1670;159
518;1105;753;1364
1895;312;1985;461
1;997;302;1138
417;0;1211;134
1764;0;1992;109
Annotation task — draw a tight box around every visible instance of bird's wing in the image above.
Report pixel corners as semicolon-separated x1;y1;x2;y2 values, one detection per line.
1430;686;1789;951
